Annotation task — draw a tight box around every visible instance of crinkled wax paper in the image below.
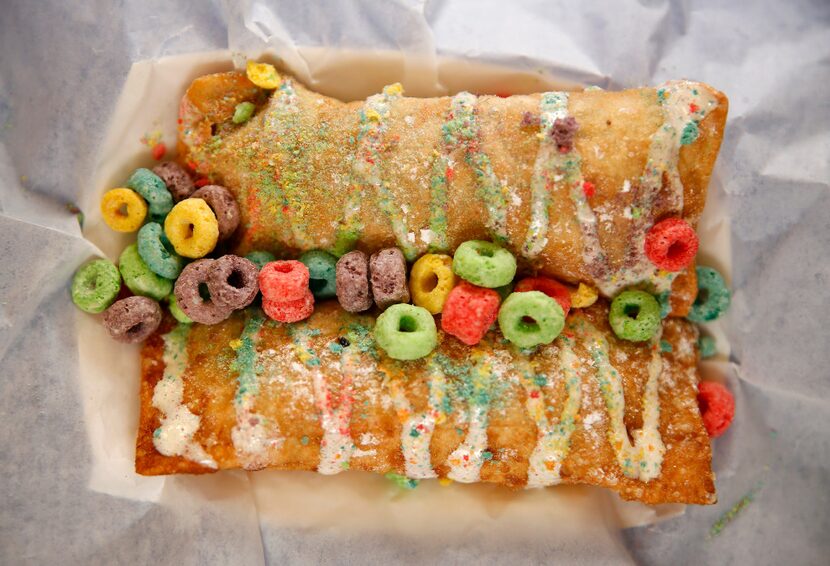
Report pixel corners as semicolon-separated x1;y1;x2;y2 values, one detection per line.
1;1;828;564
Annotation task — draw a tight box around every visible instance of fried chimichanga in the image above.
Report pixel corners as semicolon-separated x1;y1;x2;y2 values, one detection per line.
179;72;727;316
137;301;715;505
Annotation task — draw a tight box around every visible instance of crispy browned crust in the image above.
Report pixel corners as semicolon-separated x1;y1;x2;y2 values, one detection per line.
136;301;715;505
180;73;727;316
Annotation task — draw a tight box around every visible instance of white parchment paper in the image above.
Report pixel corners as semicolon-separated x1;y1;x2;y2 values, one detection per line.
1;1;828;564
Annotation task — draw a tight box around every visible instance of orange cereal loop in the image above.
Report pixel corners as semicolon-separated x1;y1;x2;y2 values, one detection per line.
164;198;219;258
100;188;147;232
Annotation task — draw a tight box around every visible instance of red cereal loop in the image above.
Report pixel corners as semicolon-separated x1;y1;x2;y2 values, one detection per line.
262;292;314;323
644;217;699;272
258;260;310;302
441;281;500;346
697;381;735;438
514;276;571;317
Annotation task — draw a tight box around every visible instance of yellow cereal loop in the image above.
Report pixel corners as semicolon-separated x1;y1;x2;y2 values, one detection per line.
571;282;599;308
409;253;457;314
164;198;219;258
383;82;404;97
100;188;147;232
246;61;281;89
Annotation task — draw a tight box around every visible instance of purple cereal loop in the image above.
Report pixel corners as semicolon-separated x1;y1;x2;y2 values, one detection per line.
103;296;162;343
191;185;240;241
207;254;259;310
336;250;372;312
174;259;233;324
152;162;195;202
369;247;410;310
551;116;579;152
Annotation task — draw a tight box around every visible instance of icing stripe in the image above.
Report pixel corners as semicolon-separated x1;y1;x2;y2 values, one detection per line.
446;92;510;243
522;92;570;258
446;351;492;483
351;84;418;260
583;323;665;481
230;313;283;468
521;340;583;488
290;323;355;474
152;324;217;468
388;358;447;479
609;82;719;295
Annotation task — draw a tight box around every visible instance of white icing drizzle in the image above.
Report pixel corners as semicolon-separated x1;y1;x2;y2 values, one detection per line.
152;324;217;469
290;325;355;475
446;353;493;483
389;359;448;479
612;81;719;294
520;341;583;488
231;314;283;469
352;84;418;259
566;81;719;297
443;92;510;243
583;323;666;481
312;366;355;475
522;92;570;258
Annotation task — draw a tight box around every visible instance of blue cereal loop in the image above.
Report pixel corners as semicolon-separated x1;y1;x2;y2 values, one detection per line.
687;266;731;323
137;222;185;279
127;168;173;223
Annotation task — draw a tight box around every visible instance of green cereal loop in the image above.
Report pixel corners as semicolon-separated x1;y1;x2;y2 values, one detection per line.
497;291;565;349
698;334;716;358
127;168;173;223
71;259;121;313
609;290;661;342
233;101;256;124
119;243;173;300
374;304;437;360
299;250;338;299
166;293;193;324
137;222;185;279
244;250;276;270
452;240;517;288
687;266;731;323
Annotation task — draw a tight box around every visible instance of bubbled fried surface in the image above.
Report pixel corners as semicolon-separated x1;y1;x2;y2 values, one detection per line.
180;72;727;316
137;301;715;504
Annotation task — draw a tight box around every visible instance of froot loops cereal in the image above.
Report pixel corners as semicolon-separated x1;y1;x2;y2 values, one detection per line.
687;266;731;323
498;291;565;349
100;188;147;232
375;304;437;360
609;290;661;342
164;198;219;258
299;250;338;299
71;259;121;313
173;259;233;325
697;381;735;438
409;253;457;314
119;243;173;301
452;240;517;288
514;276;571;317
137;222;185;279
102;296;162;344
369;247;410;310
127;167;173;223
441;281;501;346
644;217;699;272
